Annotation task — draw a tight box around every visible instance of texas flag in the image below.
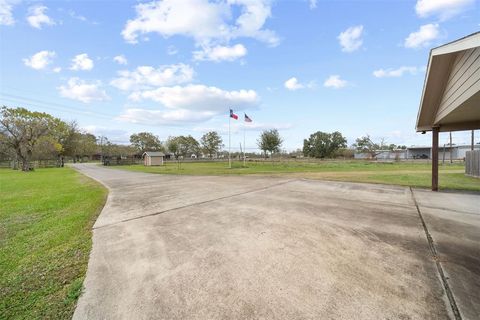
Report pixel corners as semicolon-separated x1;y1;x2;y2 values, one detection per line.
229;109;238;120
244;113;252;122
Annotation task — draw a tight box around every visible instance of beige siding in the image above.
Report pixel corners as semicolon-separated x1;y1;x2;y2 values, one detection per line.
436;47;480;123
150;156;163;166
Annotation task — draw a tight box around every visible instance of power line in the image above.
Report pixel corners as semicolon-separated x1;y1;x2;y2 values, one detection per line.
1;93;115;119
1;89;266;137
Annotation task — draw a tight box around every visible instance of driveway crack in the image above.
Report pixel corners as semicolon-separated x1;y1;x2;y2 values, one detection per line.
93;179;297;230
409;187;462;320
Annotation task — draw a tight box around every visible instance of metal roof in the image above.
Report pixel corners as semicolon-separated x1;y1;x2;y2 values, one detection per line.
142;151;165;157
416;32;480;132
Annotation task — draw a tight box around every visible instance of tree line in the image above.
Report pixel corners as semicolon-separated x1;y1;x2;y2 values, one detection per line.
1;106;407;171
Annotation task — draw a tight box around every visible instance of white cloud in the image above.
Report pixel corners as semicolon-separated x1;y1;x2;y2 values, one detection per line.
58;78;110;103
82;125;129;142
0;0;18;26
309;0;317;9
70;53;94;71
117;108;216;125
121;0;279;46
193;44;247;62
284;77;315;91
415;0;474;20
67;9;98;25
53;67;62;73
167;45;178;55
338;25;364;52
26;5;55;29
111;64;194;91
404;23;440;48
119;84;259;125
284;77;303;90
113;55;128;65
23;50;56;70
323;75;348;89
68;10;86;22
128;84;258;111
373;66;424;78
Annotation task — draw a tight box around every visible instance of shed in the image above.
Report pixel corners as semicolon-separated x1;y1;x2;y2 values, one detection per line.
143;151;165;166
416;32;480;190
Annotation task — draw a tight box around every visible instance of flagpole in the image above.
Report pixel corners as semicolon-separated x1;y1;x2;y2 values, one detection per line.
243;122;246;167
228;114;231;169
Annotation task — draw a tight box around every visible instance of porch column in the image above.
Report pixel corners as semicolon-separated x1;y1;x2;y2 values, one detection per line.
432;127;439;191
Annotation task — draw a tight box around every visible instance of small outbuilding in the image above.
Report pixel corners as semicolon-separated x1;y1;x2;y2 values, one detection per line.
143;151;165;166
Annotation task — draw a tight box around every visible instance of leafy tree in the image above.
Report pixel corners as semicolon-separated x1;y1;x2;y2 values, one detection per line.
130;132;163;153
76;133;98;159
185;135;200;158
257;129;283;159
0;106;61;171
200;131;223;158
353;135;381;159
166;136;180;159
104;143;136;157
303;131;347;158
176;135;200;158
0;131;14;160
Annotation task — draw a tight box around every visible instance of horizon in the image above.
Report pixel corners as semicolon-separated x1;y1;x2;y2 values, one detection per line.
1;0;479;151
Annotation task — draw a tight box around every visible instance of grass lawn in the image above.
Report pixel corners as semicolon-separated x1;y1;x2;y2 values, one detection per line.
0;167;107;319
115;160;480;192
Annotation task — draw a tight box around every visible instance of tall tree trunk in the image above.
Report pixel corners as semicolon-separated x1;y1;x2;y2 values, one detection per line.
17;151;29;171
23;150;33;171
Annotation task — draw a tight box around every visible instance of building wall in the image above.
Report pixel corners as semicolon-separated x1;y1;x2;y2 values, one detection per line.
407;148;431;159
457;145;480;159
354;150;406;160
150;156;163;166
436;47;480;123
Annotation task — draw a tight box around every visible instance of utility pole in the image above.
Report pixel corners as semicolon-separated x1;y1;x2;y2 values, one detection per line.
442;143;446;165
99;136;104;164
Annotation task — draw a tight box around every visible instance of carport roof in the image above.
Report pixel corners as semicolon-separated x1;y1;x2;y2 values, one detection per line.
416;32;480;132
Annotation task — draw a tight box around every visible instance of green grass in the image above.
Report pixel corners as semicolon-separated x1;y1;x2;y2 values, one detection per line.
115;160;480;192
0;167;107;319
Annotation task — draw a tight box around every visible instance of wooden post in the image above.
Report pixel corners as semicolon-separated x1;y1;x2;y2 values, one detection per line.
432;127;439;191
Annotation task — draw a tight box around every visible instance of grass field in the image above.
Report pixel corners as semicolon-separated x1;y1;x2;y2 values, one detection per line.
115;160;480;192
0;168;107;319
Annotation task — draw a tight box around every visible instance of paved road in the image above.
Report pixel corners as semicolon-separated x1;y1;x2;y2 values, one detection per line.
72;164;480;320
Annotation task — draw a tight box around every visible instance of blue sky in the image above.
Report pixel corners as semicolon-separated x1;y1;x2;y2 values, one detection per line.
1;0;479;151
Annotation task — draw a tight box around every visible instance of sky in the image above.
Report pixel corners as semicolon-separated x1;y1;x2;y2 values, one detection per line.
0;0;479;152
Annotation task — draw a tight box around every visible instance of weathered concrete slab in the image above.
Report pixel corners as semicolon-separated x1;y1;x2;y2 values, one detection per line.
72;164;479;320
413;190;480;320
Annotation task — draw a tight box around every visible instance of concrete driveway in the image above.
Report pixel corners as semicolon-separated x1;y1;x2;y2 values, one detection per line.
72;163;480;320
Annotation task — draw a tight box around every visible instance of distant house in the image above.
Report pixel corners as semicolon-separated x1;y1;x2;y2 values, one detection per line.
143;151;165;166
